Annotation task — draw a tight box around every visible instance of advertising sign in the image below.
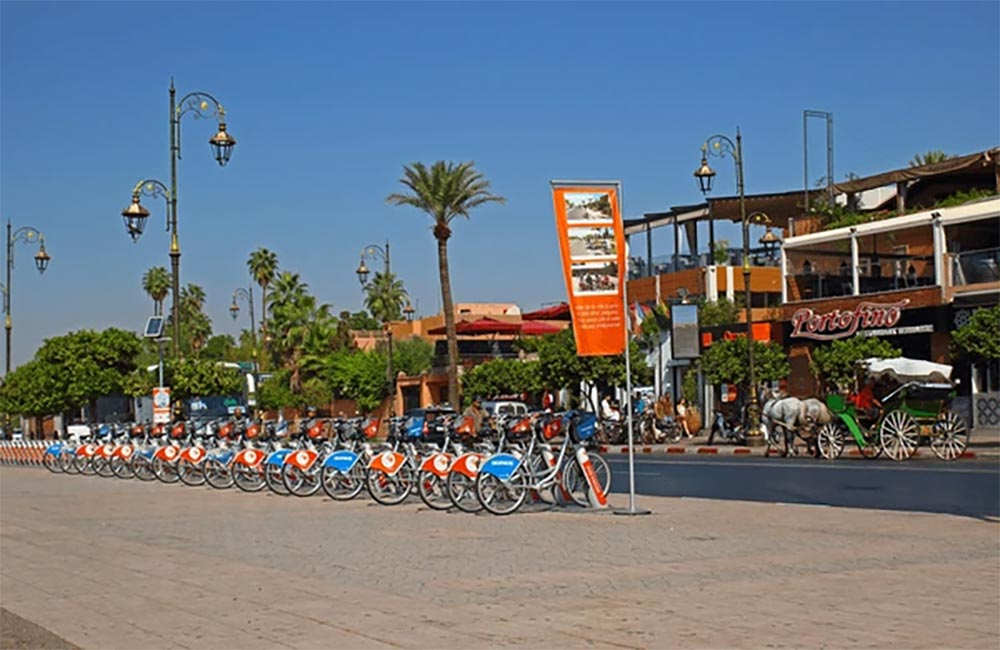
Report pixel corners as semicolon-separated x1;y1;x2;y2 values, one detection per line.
671;303;700;359
152;387;171;424
551;182;626;356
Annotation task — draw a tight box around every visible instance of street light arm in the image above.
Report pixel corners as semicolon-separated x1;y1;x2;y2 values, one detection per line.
702;134;741;165
8;225;44;272
130;179;172;232
174;91;228;162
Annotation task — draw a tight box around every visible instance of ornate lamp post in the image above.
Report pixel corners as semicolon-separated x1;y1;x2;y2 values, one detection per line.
120;81;236;358
356;241;415;415
230;286;258;419
4;222;51;376
693;129;770;441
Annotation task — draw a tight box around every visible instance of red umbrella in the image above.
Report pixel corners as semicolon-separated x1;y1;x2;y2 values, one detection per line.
520;320;562;336
425;320;474;336
522;303;571;321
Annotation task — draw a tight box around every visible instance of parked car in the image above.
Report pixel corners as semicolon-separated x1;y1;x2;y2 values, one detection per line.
481;400;529;418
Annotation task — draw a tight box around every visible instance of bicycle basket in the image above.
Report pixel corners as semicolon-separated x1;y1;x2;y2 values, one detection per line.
406;416;426;439
245;424;260;440
509;416;533;439
455;415;476;437
170;423;186;439
569;412;597;443
363;418;380;439
218;422;235;439
542;417;563;440
307;421;325;439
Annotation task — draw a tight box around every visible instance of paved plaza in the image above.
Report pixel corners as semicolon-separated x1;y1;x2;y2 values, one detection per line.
1;466;998;649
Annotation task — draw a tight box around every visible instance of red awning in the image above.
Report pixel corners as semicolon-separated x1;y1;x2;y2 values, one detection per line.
464;317;522;334
520;320;562;336
521;303;571;321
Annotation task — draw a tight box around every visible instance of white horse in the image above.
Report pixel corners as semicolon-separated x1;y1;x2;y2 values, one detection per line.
760;389;832;456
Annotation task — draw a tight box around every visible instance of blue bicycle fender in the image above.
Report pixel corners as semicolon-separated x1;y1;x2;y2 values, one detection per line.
266;449;292;466
322;450;360;472
211;450;235;465
479;454;521;481
136;447;155;459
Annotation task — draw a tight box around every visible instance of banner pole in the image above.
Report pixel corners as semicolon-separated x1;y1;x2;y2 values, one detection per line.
614;181;650;517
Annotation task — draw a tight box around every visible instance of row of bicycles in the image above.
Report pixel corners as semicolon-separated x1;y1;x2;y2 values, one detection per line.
39;409;612;516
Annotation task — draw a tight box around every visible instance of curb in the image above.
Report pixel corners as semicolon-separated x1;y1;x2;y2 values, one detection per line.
599;445;994;460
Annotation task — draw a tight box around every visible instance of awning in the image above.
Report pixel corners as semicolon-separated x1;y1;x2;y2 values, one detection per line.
522;303;571;320
833;148;999;195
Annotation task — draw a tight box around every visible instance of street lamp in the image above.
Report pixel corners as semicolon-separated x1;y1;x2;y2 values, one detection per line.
230;286;258;419
120;81;236;359
4;222;52;377
694;128;767;442
356;241;415;416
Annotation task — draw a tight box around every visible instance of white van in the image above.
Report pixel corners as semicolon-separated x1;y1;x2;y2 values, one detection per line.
481;400;529;418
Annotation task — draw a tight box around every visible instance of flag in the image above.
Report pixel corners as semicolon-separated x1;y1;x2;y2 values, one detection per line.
632;301;646;335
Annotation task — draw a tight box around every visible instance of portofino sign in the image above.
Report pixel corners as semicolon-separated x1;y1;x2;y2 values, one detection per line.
790;299;910;341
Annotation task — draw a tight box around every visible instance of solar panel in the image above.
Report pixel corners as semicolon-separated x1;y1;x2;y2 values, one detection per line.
144;316;164;338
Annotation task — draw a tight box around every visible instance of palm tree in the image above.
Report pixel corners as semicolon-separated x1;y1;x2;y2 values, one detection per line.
268;271;332;392
178;284;210;357
364;271;406;323
386;161;505;407
141;266;171;316
247;248;279;365
910;150;954;167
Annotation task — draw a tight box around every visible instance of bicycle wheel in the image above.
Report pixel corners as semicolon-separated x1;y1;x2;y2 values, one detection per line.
153;457;180;483
476;466;528;516
283;462;322;497
75;454;96;476
110;456;135;479
233;463;266;492
93;456;114;478
321;464;366;501
42;452;63;473
367;464;415;506
130;454;156;481
204;458;235;489
417;470;452;510
265;463;291;495
561;453;611;507
60;450;80;474
177;458;207;486
446;470;482;513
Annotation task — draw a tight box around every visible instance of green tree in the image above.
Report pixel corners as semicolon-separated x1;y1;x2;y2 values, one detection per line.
200;334;236;362
343;310;380;331
810;337;901;392
325;349;389;414
700;337;790;390
909;150;954;167
268;271;334;393
364;271;407;323
952;306;1000;361
393;336;434;377
461;359;540;406
171;359;244;398
387;160;506;408
258;370;302;411
0;329;143;421
248;248;279;365
531;329;648;407
141;266;171;316
698;297;740;327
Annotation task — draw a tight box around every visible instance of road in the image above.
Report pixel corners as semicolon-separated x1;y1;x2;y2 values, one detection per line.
607;454;1000;519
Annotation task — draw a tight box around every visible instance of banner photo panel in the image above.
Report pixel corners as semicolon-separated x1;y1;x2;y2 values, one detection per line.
551;183;626;356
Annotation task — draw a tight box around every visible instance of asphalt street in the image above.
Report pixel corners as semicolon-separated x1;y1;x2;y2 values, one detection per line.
606;454;1000;519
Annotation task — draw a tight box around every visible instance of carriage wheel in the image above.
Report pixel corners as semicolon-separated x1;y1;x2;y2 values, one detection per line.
816;423;845;460
858;427;883;459
930;412;969;461
880;411;919;461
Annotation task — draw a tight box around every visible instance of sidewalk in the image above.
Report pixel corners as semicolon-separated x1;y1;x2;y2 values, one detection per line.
600;426;1000;459
2;466;998;649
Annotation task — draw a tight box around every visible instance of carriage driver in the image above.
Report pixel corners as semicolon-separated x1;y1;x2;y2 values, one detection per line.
852;377;882;421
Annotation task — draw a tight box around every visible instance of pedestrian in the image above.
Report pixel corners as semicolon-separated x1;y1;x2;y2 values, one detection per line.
463;397;489;432
676;398;693;438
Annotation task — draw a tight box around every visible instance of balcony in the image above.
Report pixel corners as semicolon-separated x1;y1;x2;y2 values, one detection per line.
946;247;1000;300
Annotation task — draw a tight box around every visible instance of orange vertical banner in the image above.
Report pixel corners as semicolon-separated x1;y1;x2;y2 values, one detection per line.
551;182;626;356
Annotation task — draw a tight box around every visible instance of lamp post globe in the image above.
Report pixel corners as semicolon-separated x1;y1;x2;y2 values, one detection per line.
121;195;150;242
209;122;236;166
356;260;370;286
33;239;51;274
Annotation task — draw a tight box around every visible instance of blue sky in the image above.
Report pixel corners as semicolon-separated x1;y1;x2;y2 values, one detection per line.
1;1;997;367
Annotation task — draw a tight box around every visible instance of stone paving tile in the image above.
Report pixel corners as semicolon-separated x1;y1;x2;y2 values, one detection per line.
2;467;998;649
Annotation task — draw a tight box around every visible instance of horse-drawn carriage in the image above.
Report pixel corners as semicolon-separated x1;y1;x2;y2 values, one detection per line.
816;357;969;461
